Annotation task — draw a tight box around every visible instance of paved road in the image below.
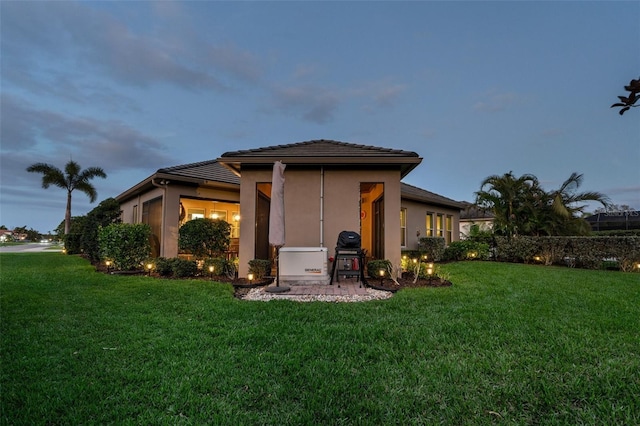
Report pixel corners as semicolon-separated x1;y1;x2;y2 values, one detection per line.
0;243;62;253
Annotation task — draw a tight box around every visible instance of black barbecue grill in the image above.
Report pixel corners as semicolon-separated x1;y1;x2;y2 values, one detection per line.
330;231;367;287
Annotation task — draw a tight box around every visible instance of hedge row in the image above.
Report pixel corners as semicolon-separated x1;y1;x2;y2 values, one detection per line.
494;236;640;272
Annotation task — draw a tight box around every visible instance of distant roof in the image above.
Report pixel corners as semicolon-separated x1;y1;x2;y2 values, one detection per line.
400;183;465;209
218;139;422;178
459;202;495;220
585;211;640;231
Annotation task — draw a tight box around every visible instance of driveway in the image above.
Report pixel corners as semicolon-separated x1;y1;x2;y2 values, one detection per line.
0;243;62;253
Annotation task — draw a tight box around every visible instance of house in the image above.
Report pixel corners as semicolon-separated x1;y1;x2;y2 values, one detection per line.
116;140;464;278
585;211;640;232
459;202;495;239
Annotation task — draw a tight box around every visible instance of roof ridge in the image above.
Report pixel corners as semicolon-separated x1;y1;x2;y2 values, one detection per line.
221;139;419;157
158;159;220;172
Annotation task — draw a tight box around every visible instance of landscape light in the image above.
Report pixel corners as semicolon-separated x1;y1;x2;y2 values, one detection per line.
146;263;153;276
248;273;254;284
209;265;214;279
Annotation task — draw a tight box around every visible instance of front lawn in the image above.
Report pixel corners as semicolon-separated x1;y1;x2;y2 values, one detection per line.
1;254;638;424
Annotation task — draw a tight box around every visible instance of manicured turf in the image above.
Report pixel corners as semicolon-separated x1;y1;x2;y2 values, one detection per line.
1;253;638;424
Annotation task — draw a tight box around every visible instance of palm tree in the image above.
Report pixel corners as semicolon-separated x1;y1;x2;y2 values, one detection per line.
26;160;107;235
546;172;610;235
475;171;542;237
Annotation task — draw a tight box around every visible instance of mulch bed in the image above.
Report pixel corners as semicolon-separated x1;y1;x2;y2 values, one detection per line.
367;274;452;292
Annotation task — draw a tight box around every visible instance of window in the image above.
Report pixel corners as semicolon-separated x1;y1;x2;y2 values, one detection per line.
188;208;205;220
231;212;240;238
446;215;453;243
400;208;407;247
132;205;138;224
210;210;227;221
436;214;444;237
426;213;434;237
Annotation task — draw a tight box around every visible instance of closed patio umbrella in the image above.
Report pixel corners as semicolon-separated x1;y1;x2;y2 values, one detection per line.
266;161;290;293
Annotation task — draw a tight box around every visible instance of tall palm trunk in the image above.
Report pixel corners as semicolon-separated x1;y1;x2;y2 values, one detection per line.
65;191;72;235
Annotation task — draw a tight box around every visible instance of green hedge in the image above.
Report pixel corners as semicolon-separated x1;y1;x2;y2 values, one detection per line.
417;237;446;261
99;223;151;271
443;241;490;261
494;236;640;272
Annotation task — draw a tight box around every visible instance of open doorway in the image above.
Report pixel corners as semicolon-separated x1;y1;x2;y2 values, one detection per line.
255;183;272;261
360;183;384;260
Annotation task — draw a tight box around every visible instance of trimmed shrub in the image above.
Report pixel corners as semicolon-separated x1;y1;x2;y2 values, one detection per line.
178;218;230;260
418;237;446;261
81;198;121;264
171;258;198;278
155;257;177;277
203;257;236;279
248;259;271;279
99;223;151;271
367;259;392;279
493;236;640;271
443;241;490;261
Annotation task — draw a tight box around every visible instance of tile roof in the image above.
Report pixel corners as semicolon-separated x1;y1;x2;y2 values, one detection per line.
218;139;422;178
401;183;465;209
158;160;240;185
221;139;420;158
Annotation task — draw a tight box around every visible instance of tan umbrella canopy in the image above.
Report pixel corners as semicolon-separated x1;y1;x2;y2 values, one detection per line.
267;161;289;292
268;161;286;247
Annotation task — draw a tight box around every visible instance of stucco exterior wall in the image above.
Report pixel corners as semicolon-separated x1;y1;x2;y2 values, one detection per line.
401;199;461;250
237;166;402;277
119;184;239;258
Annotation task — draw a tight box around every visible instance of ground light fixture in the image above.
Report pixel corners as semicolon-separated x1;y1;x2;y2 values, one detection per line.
209;265;214;279
105;260;112;273
146;263;153;276
427;263;434;284
379;268;385;285
247;273;254;284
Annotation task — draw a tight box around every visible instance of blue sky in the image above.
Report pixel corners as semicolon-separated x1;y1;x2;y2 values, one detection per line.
1;1;638;233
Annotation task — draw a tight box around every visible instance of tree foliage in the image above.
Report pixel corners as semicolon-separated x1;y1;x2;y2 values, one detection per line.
26;160;107;235
80;198;122;263
611;78;640;115
475;171;609;237
178;218;230;260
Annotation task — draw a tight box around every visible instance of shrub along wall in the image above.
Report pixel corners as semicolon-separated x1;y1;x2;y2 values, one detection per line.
493;236;640;272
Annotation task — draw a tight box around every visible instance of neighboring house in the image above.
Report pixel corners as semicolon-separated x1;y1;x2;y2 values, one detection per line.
0;230;13;242
459;202;494;239
585;211;640;232
116;140;463;277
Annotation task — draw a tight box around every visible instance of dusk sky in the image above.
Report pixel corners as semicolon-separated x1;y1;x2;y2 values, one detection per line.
1;1;638;233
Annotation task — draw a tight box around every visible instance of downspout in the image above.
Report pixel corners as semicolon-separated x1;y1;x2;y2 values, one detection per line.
320;166;324;247
151;178;169;257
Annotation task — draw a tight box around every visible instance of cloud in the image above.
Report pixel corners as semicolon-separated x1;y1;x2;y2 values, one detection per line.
1;94;172;171
269;85;341;124
1;1;262;92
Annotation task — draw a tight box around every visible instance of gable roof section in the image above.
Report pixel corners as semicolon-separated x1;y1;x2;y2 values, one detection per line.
219;139;422;178
401;183;464;210
116;160;239;202
158;160;240;185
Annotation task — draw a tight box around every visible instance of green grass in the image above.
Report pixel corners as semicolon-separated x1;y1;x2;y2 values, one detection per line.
1;254;638;425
